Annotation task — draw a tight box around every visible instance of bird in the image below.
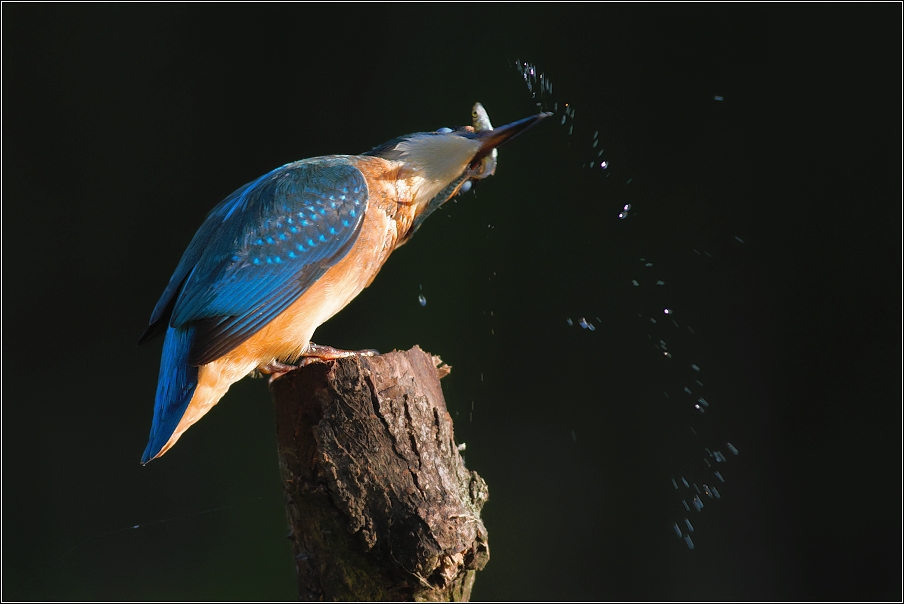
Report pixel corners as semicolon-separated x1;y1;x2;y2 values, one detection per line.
138;106;551;463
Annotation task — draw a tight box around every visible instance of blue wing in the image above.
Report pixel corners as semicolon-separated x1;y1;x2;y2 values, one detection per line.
141;157;368;366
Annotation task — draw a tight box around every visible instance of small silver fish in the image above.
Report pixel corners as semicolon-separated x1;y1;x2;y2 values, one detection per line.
471;102;498;178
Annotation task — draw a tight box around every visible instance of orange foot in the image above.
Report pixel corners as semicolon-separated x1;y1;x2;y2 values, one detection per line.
259;343;380;384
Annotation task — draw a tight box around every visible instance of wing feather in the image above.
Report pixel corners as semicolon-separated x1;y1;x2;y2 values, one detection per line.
140;157;368;366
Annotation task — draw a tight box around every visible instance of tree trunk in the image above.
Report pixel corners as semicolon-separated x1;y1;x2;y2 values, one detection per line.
270;346;490;601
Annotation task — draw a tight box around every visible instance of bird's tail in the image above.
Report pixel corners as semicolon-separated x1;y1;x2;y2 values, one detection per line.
142;325;199;464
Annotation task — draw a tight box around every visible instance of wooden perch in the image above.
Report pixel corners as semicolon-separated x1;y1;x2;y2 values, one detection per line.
270;346;490;601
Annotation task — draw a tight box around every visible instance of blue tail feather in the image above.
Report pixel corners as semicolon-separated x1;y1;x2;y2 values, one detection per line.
142;325;199;464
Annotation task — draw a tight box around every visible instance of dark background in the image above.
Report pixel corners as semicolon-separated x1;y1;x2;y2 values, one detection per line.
3;4;900;601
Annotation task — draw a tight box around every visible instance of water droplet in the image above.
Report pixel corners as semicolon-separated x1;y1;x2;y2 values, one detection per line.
632;280;639;286
618;212;627;219
682;500;690;511
693;496;704;511
684;534;695;549
656;280;665;286
623;204;631;211
681;477;689;488
663;308;672;315
663;351;672;358
671;478;679;489
712;487;721;499
684;518;694;532
684;387;692;394
714;471;725;483
645;262;653;267
727;442;739;455
566;318;573;326
673;523;682;537
691;364;700;371
735;235;745;243
713;95;724;101
697;397;709;407
600;161;608;169
418;294;426;306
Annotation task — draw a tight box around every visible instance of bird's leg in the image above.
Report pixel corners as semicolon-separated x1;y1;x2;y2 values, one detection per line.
297;342;380;367
258;344;380;384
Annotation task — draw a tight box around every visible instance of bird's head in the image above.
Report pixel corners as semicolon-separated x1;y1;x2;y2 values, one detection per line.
364;110;552;233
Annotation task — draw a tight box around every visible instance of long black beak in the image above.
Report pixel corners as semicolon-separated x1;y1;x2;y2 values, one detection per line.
472;111;553;162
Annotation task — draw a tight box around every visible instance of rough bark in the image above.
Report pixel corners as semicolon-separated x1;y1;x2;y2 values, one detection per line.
270;346;489;601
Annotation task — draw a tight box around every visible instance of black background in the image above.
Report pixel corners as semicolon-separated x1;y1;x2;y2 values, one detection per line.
3;4;900;601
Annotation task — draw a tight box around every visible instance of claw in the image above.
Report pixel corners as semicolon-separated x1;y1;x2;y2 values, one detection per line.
258;360;300;384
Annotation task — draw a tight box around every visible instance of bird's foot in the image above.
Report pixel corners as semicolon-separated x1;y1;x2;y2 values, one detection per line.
297;342;380;367
258;345;379;385
257;360;301;384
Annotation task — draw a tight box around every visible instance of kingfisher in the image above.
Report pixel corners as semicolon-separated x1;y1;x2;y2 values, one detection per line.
138;105;551;463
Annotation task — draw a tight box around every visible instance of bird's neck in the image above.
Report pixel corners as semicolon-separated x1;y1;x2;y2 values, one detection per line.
357;156;461;247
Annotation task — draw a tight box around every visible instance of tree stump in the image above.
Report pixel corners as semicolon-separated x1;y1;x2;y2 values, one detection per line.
270;346;490;601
